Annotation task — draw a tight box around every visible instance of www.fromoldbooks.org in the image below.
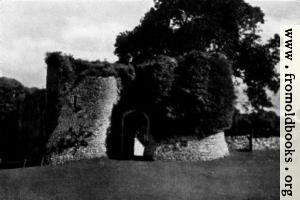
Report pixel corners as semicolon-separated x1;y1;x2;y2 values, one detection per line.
280;25;300;200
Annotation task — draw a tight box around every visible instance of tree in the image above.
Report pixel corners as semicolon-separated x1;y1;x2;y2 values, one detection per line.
114;0;279;109
172;51;235;136
0;77;46;164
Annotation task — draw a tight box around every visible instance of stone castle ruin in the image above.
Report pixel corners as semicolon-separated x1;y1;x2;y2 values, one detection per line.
45;52;130;163
44;52;230;164
0;51;279;166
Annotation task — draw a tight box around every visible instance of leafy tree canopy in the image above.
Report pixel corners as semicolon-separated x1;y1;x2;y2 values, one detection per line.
114;0;279;110
172;52;235;135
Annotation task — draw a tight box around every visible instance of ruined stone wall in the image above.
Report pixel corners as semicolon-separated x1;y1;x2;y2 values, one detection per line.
226;136;279;151
152;134;279;161
47;76;119;164
45;53;129;164
153;132;229;161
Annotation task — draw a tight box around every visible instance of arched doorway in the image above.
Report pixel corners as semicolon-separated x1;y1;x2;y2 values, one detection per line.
121;110;150;159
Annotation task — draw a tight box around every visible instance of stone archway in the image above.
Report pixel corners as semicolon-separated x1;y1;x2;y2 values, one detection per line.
120;110;150;159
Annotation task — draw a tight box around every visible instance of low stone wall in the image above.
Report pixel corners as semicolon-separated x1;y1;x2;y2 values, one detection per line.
47;76;119;164
153;132;229;161
226;136;280;151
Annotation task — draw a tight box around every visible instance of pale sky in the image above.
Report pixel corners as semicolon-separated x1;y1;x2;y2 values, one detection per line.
0;0;300;88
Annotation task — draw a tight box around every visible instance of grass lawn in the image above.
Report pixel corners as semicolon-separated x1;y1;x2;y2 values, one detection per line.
0;150;279;200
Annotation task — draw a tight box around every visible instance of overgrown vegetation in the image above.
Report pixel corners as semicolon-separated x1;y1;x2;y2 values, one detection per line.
114;51;235;139
172;52;235;135
0;77;46;165
115;0;280;110
45;52;135;86
45;53;122;163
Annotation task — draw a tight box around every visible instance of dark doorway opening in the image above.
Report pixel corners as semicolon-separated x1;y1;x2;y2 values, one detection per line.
121;110;150;160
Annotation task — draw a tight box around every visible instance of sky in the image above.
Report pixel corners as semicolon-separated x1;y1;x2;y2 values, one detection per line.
0;0;300;88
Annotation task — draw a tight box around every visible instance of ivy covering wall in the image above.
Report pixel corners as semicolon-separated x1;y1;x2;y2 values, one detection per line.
45;52;133;164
